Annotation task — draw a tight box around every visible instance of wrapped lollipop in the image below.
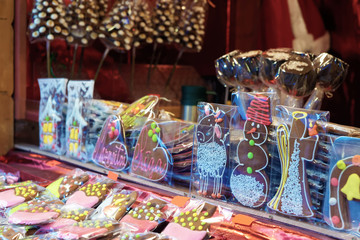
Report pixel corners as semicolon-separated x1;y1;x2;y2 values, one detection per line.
233;50;265;91
304;53;349;110
28;0;69;77
215;50;240;103
276;55;317;107
95;0;134;82
65;0;100;78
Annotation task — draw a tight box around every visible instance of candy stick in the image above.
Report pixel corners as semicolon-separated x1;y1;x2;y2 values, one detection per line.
70;44;78;79
147;42;158;86
164;48;184;93
130;47;136;93
94;47;110;82
46;40;51;78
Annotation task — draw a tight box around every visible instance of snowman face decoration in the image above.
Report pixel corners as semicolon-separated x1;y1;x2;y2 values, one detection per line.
243;120;268;145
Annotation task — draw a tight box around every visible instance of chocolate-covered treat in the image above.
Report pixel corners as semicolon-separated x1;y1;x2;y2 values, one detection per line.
102;191;138;220
65;0;100;46
152;0;176;44
98;0;134;50
260;49;293;88
162;202;217;240
233;50;264;90
276;56;317;97
176;0;207;52
268;111;319;217
215;50;241;88
132;0;153;48
46;173;89;199
28;0;69;42
66;182;113;208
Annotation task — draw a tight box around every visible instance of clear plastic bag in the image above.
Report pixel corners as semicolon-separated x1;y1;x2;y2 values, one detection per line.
38;78;68;155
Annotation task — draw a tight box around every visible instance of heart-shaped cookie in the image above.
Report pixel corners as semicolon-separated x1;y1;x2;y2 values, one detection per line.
93;115;129;171
131;120;172;181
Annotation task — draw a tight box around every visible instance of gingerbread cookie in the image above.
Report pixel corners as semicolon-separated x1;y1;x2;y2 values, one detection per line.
0;225;26;240
268;111;319;217
58;219;119;239
0;185;39;208
8;199;63;225
195;103;235;198
121;198;169;233
42;208;93;231
66;181;113;208
92;115;129;171
102;191;138;221
46;173;89;199
117;232;173;240
131;120;172;181
328;156;360;230
162;202;217;240
230;95;271;208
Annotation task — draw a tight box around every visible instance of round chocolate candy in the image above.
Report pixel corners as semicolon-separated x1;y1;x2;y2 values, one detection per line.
276;56;317;97
132;0;154;48
313;53;349;92
233;50;264;90
215;50;241;88
152;0;177;44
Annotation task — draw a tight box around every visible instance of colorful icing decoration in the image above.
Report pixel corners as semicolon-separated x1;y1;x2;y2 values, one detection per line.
66;80;94;161
46;173;89;199
328;156;360;230
42;208;93;231
131;120;172;181
38;78;67;155
118;232;172;240
66;182;113;208
120;198;168;233
57;219;118;239
230;95;271;208
196;103;235;198
0;186;39;208
8;199;63;225
102;191;138;220
162;202;217;240
120;95;159;129
92;115;128;171
268;111;319;217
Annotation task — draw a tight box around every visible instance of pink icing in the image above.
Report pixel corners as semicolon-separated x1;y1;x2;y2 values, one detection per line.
330;178;338;187
8;211;59;225
0;189;25;208
66;191;99;208
162;223;207;240
41;218;77;230
120;215;158;233
58;226;108;239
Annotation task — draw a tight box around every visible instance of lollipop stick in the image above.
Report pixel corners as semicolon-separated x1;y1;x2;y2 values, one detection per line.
70;44;79;79
78;47;85;76
224;86;229;104
304;87;325;110
130;47;136;93
46;40;51;78
94;47;110;82
164;48;184;93
147;42;158;86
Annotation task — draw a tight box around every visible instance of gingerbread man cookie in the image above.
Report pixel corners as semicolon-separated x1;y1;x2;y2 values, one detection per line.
328;155;360;230
46;173;89;199
162;202;217;240
230;95;271;208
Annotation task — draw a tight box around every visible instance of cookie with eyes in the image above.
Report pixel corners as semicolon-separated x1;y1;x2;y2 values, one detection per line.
120;198;168;233
162;202;217;240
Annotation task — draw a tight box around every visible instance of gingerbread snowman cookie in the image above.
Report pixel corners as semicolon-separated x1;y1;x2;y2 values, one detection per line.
230;95;271;208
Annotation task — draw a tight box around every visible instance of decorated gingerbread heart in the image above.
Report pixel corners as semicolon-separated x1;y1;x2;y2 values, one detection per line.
131;120;172;181
92;115;129;171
